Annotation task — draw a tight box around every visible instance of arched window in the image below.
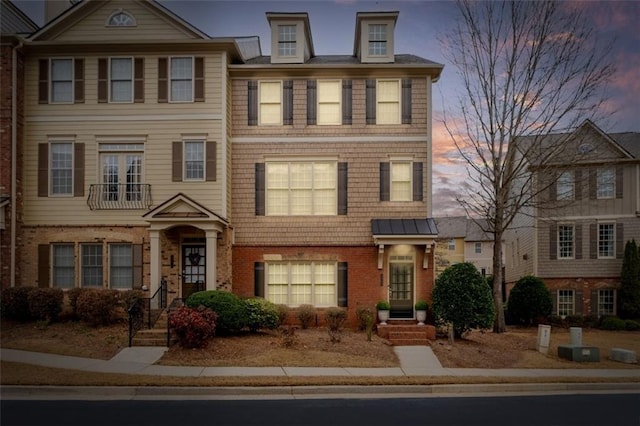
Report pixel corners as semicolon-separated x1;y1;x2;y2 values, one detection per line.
106;10;136;27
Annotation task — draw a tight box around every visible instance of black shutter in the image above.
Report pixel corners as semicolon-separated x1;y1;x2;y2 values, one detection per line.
73;143;84;197
551;290;557;315
248;80;258;126
97;58;108;103
134;58;144;103
255;163;265;216
401;79;412;124
575;224;582;260
133;244;143;290
38;143;48;197
338;162;348;215
74;58;84;103
342;80;352;125
380;162;390;201
574;169;582;200
413;162;423;201
172;142;182;182
589;224;597;259
205;141;216;182
38;244;50;288
589;169;597;199
366;79;376;124
306;80;317;125
338;262;348;307
616;223;624;259
549;222;557;260
549;175;557;201
254;262;265;298
615;167;623;198
575;290;583;315
38;59;48;104
591;290;599;316
194;57;204;102
283;80;293;125
157;57;168;103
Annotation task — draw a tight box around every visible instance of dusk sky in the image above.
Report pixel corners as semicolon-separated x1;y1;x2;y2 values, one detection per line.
14;0;640;216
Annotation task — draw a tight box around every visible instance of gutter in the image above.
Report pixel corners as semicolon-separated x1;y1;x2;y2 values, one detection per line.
10;39;23;287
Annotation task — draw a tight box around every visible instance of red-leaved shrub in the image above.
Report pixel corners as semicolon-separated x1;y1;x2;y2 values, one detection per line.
169;306;217;349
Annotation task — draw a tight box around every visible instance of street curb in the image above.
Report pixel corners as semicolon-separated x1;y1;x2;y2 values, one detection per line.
2;383;639;400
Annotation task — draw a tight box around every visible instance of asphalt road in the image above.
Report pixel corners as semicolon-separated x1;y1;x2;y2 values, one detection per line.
2;393;639;426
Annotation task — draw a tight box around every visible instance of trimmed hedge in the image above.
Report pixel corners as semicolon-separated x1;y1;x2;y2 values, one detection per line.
324;307;347;343
27;288;64;322
244;298;279;332
169;306;217;349
297;304;316;329
76;289;121;326
186;291;246;334
1;287;36;320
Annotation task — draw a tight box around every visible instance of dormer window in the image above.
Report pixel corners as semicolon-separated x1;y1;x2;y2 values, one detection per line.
368;24;387;56
107;10;136;27
278;25;297;57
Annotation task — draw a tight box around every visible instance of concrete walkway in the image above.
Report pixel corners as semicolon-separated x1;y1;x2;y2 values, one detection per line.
2;346;640;379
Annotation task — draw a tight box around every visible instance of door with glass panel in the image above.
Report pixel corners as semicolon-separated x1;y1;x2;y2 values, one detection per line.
389;260;414;318
182;245;206;299
100;144;143;203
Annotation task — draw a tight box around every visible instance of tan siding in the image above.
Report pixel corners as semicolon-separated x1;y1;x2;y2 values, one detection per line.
23;120;225;226
232;141;429;246
53;1;197;42
25;54;223;116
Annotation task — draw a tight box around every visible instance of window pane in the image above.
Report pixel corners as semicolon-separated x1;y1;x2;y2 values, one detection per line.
51;143;73;195
391;162;411;201
110;244;132;289
171;80;192;102
368;24;387;55
51;59;72;79
598;289;615;316
291;264;312;305
111;58;131;79
314;263;335;306
171;57;192;79
558;290;574;316
597;168;615;199
170;58;192;102
557;171;574;200
184;141;204;180
378;81;399;101
53;244;74;289
51;59;73;103
52;82;73;103
598;223;615;258
278;25;296;56
558;225;574;259
81;244;103;288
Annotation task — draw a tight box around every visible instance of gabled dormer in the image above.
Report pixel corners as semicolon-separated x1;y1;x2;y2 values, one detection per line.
353;11;398;64
266;12;314;64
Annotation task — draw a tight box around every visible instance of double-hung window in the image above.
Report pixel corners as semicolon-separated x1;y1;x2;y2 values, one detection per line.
266;161;337;216
99;144;144;202
267;262;336;306
448;239;456;251
259;81;282;125
597;168;615;199
390;160;411;201
317;80;341;125
475;242;482;254
558;224;574;259
184;141;204;181
170;57;193;102
110;58;133;102
50;59;73;103
52;244;74;289
110;244;133;289
598;223;615;258
558;289;574;316
51;142;73;196
81;244;103;288
377;79;400;124
368;24;387;56
278;25;297;57
557;171;574;200
597;289;615;316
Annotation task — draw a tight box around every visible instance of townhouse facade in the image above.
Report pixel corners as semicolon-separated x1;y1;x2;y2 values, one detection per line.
7;1;443;324
505;120;640;317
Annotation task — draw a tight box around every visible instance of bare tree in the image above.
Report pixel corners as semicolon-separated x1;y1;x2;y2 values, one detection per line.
440;0;616;332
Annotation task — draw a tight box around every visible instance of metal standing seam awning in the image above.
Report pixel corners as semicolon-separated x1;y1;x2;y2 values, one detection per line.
371;218;439;269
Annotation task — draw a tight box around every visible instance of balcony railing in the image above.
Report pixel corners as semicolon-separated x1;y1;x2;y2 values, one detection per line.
87;184;152;210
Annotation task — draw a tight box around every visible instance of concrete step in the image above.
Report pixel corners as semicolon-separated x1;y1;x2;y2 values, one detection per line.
377;324;436;341
388;338;430;346
389;331;430;340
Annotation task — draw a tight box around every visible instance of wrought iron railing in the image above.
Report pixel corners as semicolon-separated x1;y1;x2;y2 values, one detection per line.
87;183;152;210
127;278;168;347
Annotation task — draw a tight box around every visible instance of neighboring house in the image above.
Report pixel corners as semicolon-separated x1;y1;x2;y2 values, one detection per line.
505;120;640;317
12;2;444;325
0;0;38;288
434;216;504;279
17;0;255;298
229;11;443;321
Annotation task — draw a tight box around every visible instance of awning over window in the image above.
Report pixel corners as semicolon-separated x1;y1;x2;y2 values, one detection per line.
371;218;438;245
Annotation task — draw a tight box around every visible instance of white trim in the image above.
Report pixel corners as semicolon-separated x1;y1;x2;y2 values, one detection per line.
376;78;401;125
221;51;228;219
49;140;74;197
28;114;223;122
557;223;575;260
316;79;342;126
182;139;206;182
232;135;427;143
168;56;195;103
108;56;134;104
105;10;137;27
258;80;283;126
596;221;616;259
49;57;74;104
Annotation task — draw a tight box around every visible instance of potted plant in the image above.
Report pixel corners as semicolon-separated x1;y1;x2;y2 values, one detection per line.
415;300;429;325
376;300;391;325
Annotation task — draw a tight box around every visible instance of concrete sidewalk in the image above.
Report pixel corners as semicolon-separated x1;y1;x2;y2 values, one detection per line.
2;346;640;379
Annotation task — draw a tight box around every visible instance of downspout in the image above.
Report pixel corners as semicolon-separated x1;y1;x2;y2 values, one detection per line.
10;40;23;287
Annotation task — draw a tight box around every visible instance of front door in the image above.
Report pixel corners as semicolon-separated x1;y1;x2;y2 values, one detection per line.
182;245;206;299
389;262;414;318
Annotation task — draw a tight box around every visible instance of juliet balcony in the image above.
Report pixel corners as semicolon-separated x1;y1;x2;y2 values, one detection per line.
87;184;152;210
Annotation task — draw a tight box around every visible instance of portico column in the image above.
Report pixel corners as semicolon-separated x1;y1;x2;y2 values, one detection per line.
149;229;161;296
205;229;217;291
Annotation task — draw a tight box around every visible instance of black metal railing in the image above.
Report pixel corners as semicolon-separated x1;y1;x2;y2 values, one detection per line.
127;278;168;347
87;184;152;210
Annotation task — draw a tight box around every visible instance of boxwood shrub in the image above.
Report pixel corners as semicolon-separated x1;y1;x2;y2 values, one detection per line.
1;287;36;321
244;298;279;332
76;289;121;326
186;290;246;334
27;288;64;322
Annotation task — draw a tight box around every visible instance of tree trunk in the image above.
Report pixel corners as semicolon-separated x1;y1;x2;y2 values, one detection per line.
493;228;506;333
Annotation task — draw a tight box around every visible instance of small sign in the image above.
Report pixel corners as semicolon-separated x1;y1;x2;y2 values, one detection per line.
537;324;551;355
